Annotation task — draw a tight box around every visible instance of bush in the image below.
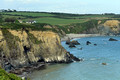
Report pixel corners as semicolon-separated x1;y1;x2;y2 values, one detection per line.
64;20;99;33
4;17;16;23
0;67;22;80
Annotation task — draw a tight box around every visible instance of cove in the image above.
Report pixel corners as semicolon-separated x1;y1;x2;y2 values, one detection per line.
29;36;120;80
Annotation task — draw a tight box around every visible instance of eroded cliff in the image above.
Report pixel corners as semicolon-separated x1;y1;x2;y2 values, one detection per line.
79;20;120;35
0;29;72;71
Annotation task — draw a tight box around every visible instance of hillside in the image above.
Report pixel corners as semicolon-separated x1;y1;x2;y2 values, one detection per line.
0;28;75;74
1;12;120;36
1;11;119;25
0;12;120;79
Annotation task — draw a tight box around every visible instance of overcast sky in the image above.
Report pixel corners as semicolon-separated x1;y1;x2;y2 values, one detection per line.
0;0;120;14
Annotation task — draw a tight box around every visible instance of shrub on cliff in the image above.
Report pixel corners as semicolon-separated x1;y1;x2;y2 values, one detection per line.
64;20;99;33
0;67;22;80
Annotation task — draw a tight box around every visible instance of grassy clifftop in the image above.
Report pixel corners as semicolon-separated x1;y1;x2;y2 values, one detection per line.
1;11;120;35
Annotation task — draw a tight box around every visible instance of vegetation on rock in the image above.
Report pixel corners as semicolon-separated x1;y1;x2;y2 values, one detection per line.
1;29;20;50
0;67;23;80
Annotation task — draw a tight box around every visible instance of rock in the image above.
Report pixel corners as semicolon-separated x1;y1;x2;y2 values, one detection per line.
66;37;71;44
66;38;80;45
109;38;118;41
69;54;82;61
22;77;28;80
3;62;15;72
66;39;71;45
69;43;76;48
102;63;107;65
71;40;80;45
94;44;97;46
86;41;91;45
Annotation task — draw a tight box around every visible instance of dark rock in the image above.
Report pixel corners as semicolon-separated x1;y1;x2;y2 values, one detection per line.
3;61;15;72
109;38;118;41
71;40;80;45
69;43;76;48
102;63;107;65
94;44;97;46
66;38;71;44
86;41;91;45
66;40;70;45
69;54;82;61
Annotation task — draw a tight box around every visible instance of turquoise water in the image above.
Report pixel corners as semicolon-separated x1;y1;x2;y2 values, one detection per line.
29;36;120;80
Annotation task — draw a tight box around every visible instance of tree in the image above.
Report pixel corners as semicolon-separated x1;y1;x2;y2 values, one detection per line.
0;14;3;23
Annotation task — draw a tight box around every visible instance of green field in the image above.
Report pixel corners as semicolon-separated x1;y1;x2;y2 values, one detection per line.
70;15;114;19
0;11;119;26
2;12;55;17
33;17;87;25
2;14;25;19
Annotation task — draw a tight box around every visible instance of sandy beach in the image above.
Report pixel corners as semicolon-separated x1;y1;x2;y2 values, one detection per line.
61;34;101;41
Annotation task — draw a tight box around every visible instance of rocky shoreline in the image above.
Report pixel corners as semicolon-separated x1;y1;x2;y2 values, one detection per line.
61;34;101;41
0;29;82;79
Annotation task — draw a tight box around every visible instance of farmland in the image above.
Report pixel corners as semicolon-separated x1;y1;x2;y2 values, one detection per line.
0;11;120;34
1;11;117;26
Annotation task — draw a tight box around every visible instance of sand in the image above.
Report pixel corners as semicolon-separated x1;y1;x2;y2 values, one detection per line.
61;34;101;41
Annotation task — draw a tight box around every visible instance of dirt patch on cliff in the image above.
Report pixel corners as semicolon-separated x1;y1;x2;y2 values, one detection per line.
104;20;120;27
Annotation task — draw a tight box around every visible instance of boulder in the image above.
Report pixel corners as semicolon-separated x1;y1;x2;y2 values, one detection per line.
86;41;91;45
66;37;71;44
66;39;71;44
71;40;80;45
94;44;97;46
109;38;118;41
70;54;82;61
69;43;76;48
102;63;107;65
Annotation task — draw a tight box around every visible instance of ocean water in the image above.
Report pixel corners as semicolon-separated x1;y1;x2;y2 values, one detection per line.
29;36;120;80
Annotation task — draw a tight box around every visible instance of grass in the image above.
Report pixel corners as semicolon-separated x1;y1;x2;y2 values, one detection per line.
2;15;25;19
2;12;55;17
1;11;119;35
33;17;87;25
63;19;99;33
1;12;115;26
0;67;23;80
70;15;114;19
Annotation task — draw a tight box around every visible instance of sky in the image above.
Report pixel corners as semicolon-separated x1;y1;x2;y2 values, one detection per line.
0;0;120;14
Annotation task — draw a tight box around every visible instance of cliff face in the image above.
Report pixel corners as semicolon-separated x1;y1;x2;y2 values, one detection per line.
80;20;120;35
98;20;120;35
0;29;72;69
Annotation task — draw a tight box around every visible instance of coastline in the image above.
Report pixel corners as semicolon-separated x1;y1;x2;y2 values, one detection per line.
61;34;101;41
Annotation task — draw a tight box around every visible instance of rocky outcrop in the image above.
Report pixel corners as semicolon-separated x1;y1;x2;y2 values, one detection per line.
98;20;120;35
109;38;118;41
79;20;120;36
86;41;91;45
0;29;73;72
69;43;76;48
66;39;80;48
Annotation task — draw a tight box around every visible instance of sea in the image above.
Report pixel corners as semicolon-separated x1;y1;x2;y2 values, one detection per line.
29;36;120;80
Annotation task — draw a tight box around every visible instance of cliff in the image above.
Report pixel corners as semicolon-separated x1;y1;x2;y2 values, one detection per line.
84;20;120;35
65;20;120;35
98;20;120;35
0;29;72;72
